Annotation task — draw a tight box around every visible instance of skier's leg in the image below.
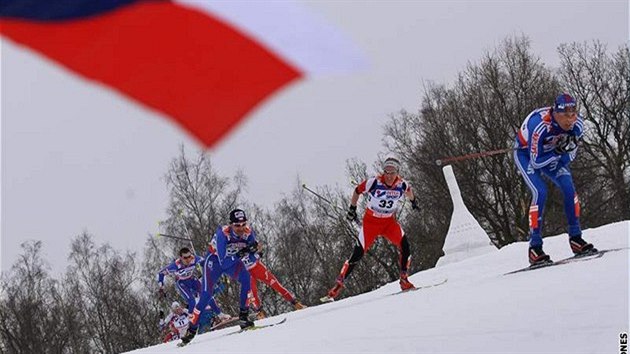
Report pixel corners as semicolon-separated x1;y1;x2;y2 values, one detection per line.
250;261;295;303
180;255;221;345
383;221;414;289
547;167;594;253
189;257;221;328
515;151;547;248
175;281;197;313
546;167;581;236
382;220;408;272
231;262;254;328
249;272;261;309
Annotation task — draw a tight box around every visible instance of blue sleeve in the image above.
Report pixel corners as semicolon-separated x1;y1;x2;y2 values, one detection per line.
247;229;257;246
157;261;176;286
529;126;560;169
568;117;585;162
216;227;237;269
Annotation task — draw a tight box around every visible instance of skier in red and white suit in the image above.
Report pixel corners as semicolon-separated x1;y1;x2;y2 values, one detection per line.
325;157;419;300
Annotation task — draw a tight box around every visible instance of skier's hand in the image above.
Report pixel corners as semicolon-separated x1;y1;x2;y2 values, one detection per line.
237;248;248;258
410;198;419;211
346;205;358;222
159;310;165;320
158;286;165;298
554;134;578;154
247;241;259;253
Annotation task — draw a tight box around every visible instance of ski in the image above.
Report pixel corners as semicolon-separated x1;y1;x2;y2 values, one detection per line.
208;316;239;331
227;318;287;336
320;278;449;302
390;278;448;295
319;295;335;303
177;318;288;347
504;248;625;275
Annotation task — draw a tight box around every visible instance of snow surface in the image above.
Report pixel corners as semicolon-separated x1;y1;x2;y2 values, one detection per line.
128;221;629;354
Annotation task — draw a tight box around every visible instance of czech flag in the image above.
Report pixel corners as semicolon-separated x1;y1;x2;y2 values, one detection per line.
0;0;366;148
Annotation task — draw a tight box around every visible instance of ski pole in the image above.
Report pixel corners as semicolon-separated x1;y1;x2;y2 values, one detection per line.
301;183;363;239
435;146;525;166
301;184;346;213
157;233;192;242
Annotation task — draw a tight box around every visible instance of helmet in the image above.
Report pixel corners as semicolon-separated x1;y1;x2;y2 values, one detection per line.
229;209;247;223
554;93;577;113
383;157;401;173
171;301;181;310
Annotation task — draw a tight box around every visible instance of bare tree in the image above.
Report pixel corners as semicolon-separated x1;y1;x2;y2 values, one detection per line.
0;241;76;354
558;41;630;223
66;233;156;353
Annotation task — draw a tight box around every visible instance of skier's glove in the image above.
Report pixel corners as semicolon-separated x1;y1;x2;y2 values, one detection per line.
346;205;358;222
410;198;419;211
247;241;259;253
237;248;248;258
159;310;165;320
554;134;578;154
158;286;165;298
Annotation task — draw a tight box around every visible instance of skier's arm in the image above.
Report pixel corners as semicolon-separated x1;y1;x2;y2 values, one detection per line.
350;190;360;206
567;117;585;162
405;185;419;210
157;262;176;287
216;228;237;269
529;127;560;169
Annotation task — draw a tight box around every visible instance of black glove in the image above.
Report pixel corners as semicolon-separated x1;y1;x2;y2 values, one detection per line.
158;286;165;298
554;134;578;155
346;205;358;222
410;198;419;210
247;241;259;253
237;241;258;257
237;247;248;258
159;310;165;320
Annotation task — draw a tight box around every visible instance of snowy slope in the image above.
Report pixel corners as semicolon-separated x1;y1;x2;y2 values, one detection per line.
129;221;629;354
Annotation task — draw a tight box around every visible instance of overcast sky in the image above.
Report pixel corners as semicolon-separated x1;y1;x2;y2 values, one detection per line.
2;0;628;275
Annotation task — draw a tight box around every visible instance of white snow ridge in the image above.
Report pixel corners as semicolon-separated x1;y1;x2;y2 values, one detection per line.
127;221;629;354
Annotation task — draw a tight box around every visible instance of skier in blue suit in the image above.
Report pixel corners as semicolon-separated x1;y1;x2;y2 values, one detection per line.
514;93;596;265
157;247;224;317
179;209;255;345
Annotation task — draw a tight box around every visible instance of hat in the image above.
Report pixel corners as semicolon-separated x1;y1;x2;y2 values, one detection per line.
229;209;247;223
383;157;401;172
554;93;577;113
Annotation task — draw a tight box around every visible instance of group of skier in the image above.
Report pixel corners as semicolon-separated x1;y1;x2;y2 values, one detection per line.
157;208;307;345
157;92;596;346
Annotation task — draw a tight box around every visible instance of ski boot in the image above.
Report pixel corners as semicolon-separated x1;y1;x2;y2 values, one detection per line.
320;277;344;303
399;271;416;291
569;236;597;256
328;277;344;299
292;299;307;310
178;326;197;346
253;306;267;320
239;309;255;330
528;246;551;265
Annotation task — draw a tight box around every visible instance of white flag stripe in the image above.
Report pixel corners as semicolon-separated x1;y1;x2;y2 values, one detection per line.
176;0;368;75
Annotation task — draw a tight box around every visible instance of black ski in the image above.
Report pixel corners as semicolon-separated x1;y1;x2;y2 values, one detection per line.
227;318;287;335
504;248;625;275
177;318;288;347
390;278;449;295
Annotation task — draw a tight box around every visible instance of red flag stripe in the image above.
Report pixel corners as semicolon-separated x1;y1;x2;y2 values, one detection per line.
0;1;302;148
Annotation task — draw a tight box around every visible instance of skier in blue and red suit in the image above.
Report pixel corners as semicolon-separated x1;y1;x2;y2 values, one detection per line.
157;247;223;317
179;209;255;345
514;93;596;265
